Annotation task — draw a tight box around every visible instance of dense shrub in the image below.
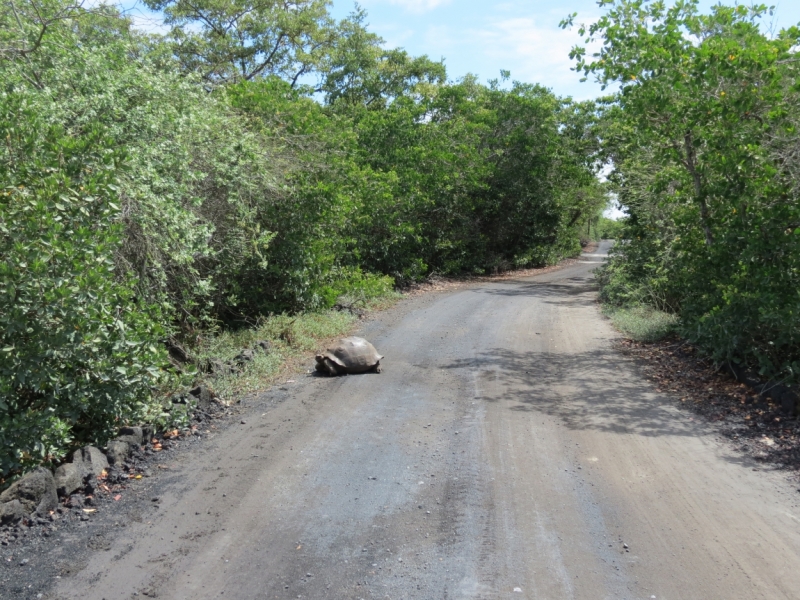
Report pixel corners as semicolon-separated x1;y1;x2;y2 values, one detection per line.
0;85;168;475
573;1;800;380
0;0;606;477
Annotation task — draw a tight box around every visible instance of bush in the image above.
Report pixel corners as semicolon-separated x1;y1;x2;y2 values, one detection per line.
317;269;395;308
603;305;678;342
0;87;168;476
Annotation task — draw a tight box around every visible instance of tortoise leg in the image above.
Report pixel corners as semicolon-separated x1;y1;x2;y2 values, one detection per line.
323;358;339;376
371;362;382;374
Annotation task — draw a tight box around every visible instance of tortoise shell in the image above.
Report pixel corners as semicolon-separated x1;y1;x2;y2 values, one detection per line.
315;337;383;375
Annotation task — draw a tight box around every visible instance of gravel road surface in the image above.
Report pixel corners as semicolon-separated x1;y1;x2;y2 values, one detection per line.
53;240;800;599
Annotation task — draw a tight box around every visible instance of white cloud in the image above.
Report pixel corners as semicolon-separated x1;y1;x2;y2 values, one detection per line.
375;25;417;49
388;0;451;15
422;24;455;56
469;16;602;98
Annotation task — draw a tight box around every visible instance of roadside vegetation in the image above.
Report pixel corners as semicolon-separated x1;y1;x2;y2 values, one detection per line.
0;0;607;479
564;2;800;375
602;305;679;343
4;0;797;483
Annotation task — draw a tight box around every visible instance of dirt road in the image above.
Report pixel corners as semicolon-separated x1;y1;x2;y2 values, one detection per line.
54;241;800;599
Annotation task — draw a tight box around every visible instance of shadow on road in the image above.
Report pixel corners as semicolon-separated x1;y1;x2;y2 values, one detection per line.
443;347;703;439
472;277;599;309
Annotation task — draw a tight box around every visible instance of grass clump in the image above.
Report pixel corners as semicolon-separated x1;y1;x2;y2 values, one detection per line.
193;294;401;401
603;305;678;342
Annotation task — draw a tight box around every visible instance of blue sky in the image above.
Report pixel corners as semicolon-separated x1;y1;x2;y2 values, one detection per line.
330;0;606;99
330;0;800;100
120;0;800;101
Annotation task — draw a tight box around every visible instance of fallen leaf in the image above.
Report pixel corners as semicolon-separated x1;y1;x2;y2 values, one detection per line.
135;474;143;480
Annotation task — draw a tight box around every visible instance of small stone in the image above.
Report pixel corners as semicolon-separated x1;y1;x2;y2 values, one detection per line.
118;426;144;446
66;494;85;509
240;420;246;425
189;385;213;408
234;349;255;365
514;588;523;593
105;440;131;465
0;500;27;525
54;463;85;498
0;467;58;519
623;543;629;549
19;558;28;566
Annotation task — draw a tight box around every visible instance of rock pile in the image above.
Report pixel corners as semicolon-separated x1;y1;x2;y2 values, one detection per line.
0;338;264;539
0;391;223;531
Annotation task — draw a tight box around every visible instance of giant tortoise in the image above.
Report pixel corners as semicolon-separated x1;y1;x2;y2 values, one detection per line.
315;337;383;375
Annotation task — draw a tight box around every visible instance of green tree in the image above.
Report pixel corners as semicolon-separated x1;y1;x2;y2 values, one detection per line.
319;8;446;109
566;0;800;379
145;0;342;84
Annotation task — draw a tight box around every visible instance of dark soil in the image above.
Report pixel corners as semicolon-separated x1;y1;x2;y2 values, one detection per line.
0;394;260;600
617;336;800;474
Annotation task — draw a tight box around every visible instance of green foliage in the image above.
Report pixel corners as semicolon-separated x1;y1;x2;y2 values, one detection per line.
595;217;625;239
0;82;168;476
603;305;678;342
193;309;360;401
145;0;340;84
568;0;800;380
320;8;447;109
317;269;395;309
0;0;609;477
